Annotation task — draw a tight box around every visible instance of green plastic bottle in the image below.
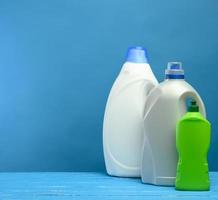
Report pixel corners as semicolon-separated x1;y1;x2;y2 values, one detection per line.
175;100;211;191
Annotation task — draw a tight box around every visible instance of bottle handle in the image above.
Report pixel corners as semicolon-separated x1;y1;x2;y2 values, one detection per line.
179;91;206;117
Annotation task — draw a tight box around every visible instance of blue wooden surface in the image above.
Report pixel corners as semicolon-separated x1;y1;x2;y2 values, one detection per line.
0;172;218;200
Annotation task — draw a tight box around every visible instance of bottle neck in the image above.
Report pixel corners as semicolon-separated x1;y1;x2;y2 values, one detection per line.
121;62;150;72
185;112;204;119
165;74;185;80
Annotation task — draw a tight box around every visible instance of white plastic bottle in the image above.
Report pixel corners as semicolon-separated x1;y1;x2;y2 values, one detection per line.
141;62;206;185
103;47;158;177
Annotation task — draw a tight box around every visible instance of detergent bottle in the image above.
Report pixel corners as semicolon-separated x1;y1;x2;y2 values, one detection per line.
175;100;210;191
103;47;158;177
141;62;206;185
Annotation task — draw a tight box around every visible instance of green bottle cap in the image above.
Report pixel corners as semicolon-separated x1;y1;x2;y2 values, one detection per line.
188;100;199;112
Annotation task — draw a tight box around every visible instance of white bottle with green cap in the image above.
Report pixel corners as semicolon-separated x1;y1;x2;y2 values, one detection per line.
103;47;158;177
141;62;206;185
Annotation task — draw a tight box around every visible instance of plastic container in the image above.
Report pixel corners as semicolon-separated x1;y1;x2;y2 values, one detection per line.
175;100;210;191
103;47;158;177
141;62;206;185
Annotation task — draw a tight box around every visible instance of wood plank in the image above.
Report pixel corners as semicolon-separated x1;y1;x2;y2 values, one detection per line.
0;172;217;199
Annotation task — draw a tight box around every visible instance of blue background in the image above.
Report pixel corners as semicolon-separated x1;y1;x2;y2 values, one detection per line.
0;0;217;172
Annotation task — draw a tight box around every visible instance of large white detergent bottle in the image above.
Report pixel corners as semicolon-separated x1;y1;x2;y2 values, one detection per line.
141;62;206;185
103;47;158;177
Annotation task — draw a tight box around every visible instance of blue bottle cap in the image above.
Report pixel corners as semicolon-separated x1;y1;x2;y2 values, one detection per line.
125;46;148;63
165;62;184;79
